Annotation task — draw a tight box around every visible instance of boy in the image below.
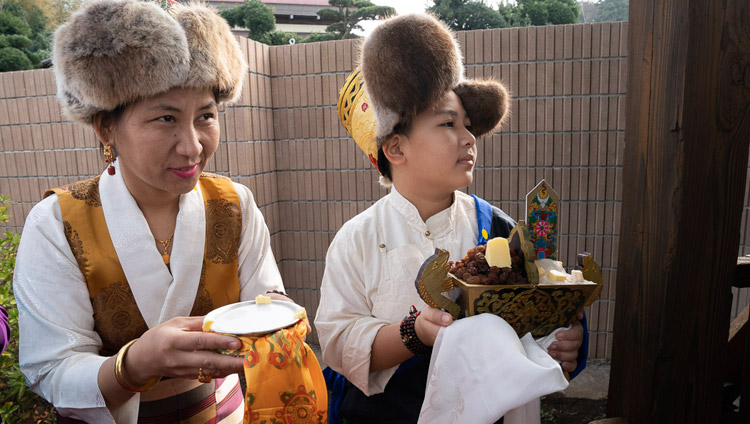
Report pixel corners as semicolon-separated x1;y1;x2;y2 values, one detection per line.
315;14;584;423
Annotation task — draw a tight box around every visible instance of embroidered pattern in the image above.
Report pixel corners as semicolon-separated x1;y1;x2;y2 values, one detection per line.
526;180;559;260
276;385;322;424
201;172;228;179
189;263;214;316
66;177;102;207
91;281;149;356
239;320;327;423
62;221;85;267
205;198;241;264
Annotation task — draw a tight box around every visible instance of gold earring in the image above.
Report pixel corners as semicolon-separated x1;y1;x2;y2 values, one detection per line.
103;144;116;175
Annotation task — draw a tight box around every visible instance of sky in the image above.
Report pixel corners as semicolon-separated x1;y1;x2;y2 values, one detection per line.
357;0;509;35
356;0;430;35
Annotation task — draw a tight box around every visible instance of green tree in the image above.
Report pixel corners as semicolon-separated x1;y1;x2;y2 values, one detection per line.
578;1;600;23
547;0;577;24
17;0;83;29
0;10;30;37
220;0;276;43
316;0;395;40
429;0;509;31
266;30;299;45
301;32;339;43
594;0;628;22
516;0;580;26
0;46;31;71
0;1;51;72
497;2;531;27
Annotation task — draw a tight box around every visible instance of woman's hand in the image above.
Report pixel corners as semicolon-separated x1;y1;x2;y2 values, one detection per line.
123;316;244;385
547;310;584;372
414;306;454;347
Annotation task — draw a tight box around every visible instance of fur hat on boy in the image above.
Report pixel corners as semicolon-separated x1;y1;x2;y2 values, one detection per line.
53;0;247;125
338;13;510;176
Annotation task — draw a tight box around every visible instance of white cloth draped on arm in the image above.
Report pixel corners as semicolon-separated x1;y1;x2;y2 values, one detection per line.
418;314;569;424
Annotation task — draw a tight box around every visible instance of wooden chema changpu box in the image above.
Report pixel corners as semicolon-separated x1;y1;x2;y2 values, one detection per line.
415;180;603;337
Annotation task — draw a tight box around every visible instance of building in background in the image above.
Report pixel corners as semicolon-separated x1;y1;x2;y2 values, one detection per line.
209;0;334;36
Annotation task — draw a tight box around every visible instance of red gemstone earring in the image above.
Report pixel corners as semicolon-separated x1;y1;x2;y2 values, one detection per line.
103;144;116;175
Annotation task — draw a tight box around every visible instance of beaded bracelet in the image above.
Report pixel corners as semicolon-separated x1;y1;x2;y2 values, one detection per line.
114;339;161;392
265;289;289;297
399;305;432;357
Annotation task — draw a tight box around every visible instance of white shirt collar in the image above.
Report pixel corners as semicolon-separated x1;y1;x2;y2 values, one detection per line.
99;161;205;328
386;185;457;239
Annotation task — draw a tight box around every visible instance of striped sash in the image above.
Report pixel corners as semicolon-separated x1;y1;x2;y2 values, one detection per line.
56;375;244;424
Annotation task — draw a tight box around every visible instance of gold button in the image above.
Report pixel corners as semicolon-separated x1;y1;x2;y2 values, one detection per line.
425;230;431;237
379;243;386;249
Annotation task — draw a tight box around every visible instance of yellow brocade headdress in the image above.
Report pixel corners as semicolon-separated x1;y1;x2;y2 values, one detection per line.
337;67;379;171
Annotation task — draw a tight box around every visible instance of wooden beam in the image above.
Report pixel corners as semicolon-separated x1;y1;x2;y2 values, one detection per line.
608;0;750;422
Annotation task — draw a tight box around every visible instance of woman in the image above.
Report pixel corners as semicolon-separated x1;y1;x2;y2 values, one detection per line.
0;305;9;354
13;1;284;422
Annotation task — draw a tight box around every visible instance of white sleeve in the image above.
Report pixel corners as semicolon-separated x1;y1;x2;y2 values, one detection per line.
234;183;284;300
314;226;396;396
13;195;121;423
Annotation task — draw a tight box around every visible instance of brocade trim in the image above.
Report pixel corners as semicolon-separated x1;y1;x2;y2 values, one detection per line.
205;198;241;265
91;281;149;356
65;177;102;207
190;263;214;316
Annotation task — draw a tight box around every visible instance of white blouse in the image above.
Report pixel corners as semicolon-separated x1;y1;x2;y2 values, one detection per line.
314;186;482;396
13;162;283;423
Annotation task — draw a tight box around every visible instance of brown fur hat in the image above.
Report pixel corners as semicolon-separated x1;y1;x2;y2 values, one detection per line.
360;13;510;144
169;3;246;104
53;0;247;125
454;80;511;137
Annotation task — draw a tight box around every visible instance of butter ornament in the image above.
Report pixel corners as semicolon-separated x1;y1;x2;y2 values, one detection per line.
548;270;567;281
571;269;584;282
486;237;512;268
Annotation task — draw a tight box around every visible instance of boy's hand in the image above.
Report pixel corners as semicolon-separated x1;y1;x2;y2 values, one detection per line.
414;306;453;346
547;310;584;372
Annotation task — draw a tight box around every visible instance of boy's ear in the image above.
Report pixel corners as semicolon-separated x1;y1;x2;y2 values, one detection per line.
382;134;406;165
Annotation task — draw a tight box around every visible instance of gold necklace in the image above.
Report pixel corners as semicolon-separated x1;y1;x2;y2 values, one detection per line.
155;233;174;264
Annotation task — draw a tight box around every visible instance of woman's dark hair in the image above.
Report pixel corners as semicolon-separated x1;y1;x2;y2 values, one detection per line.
377;119;413;182
96;104;127;153
98;104;127;129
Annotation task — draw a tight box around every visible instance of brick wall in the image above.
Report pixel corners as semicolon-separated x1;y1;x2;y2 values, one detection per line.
2;22;745;358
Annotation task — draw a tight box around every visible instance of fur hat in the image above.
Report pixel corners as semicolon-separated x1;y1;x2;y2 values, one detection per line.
338;13;511;174
53;0;247;125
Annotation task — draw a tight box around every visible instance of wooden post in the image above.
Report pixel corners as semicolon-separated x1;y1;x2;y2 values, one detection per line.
608;0;750;422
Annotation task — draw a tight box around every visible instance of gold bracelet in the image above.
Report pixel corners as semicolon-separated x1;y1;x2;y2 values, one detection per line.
114;339;161;392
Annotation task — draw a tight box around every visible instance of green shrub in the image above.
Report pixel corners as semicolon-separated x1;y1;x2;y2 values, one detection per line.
3;34;31;50
0;195;55;423
0;11;31;37
0;46;32;71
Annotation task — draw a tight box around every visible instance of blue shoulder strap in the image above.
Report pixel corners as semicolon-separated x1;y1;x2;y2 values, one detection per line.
471;194;493;245
569;313;589;379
